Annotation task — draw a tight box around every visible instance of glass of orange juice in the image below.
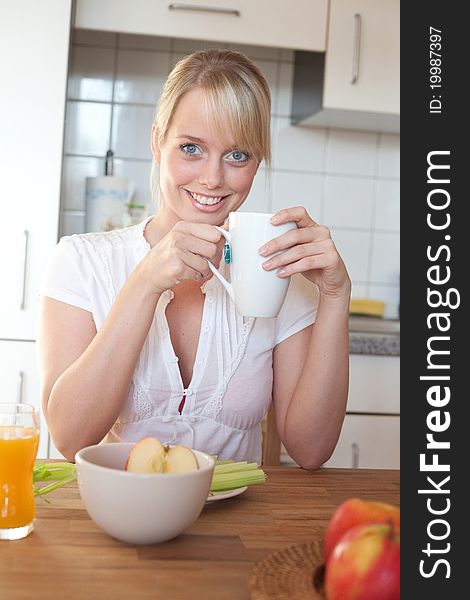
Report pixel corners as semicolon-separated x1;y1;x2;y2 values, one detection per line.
0;403;40;540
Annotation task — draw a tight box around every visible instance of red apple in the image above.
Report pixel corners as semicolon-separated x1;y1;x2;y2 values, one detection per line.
325;522;400;600
324;498;400;564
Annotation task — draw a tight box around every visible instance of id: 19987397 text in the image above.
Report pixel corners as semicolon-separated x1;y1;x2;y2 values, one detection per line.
429;26;443;114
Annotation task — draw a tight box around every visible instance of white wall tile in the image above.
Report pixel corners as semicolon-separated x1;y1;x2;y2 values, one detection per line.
64;101;112;156
276;62;293;117
374;180;400;232
350;282;369;299
114;50;170;104
273;116;326;172
119;33;172;51
242;168;270;213
271;171;323;219
61;156;102;211
324;176;374;229
68;46;115;102
255;60;278;117
268;115;277;165
111;104;155;160
280;49;294;62
61;210;86;235
326;130;378;177
368;284;400;319
73;29;116;48
377;134;400;178
113;158;154;210
173;38;207;53
330;228;371;282
203;40;229;51
170;52;189;70
370;232;400;285
227;43;280;62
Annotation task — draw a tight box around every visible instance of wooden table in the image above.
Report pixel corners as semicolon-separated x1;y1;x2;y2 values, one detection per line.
0;467;399;600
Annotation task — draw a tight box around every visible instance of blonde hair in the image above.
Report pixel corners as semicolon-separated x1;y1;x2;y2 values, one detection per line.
150;49;271;204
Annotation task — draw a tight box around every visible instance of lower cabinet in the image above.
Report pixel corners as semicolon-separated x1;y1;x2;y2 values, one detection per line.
323;414;400;469
0;339;63;459
280;414;400;469
280;353;400;469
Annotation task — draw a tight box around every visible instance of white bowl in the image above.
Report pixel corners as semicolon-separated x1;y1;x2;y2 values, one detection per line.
75;442;215;545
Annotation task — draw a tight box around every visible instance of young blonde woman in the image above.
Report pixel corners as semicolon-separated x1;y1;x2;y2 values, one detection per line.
38;50;351;468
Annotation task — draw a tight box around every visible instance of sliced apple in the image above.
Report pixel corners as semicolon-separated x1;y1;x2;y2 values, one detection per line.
165;444;199;473
124;437;199;474
125;437;166;473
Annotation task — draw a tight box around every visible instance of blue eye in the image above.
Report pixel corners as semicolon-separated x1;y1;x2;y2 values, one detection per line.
180;144;201;155
227;150;249;163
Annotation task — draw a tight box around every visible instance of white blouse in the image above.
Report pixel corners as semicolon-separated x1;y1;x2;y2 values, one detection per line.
40;217;318;463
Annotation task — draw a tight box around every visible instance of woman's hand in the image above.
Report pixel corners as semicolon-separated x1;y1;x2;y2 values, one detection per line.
259;206;351;301
135;221;224;295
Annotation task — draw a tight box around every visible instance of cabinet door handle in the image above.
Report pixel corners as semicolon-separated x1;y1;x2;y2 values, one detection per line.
351;442;359;468
351;13;362;84
17;371;24;404
20;229;29;310
168;3;240;17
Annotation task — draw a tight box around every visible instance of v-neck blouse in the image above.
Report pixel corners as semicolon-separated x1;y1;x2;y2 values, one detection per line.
40;218;318;463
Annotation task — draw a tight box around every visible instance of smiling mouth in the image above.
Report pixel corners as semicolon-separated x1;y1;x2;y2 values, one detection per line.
186;190;228;206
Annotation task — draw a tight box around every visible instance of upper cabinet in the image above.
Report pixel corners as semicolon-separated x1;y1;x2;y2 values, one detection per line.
74;0;329;51
292;0;399;132
0;0;71;340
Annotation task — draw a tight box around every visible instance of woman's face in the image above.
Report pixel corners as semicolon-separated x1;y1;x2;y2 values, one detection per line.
153;88;260;226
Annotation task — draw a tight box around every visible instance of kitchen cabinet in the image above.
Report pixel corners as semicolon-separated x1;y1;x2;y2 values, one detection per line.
0;1;71;459
326;354;400;468
323;414;400;469
74;0;328;52
292;0;399;132
0;0;72;340
280;353;400;468
347;353;399;414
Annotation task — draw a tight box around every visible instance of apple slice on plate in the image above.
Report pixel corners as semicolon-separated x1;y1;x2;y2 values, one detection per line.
125;437;199;474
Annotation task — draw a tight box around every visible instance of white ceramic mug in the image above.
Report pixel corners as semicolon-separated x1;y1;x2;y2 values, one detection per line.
207;212;297;318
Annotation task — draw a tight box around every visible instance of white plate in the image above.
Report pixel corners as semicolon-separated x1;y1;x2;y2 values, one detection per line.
206;486;248;502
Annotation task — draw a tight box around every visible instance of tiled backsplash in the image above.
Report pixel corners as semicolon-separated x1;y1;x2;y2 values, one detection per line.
62;29;400;318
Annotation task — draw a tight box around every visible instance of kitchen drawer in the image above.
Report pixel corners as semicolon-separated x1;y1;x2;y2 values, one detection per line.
323;414;400;469
347;354;399;414
75;0;328;51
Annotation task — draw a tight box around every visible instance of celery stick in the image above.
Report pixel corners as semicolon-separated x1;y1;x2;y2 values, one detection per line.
212;472;265;484
210;465;266;492
214;462;259;474
33;461;77;497
34;475;77;497
33;462;76;482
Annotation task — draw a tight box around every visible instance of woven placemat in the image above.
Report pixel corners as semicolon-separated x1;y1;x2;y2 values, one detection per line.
248;540;327;600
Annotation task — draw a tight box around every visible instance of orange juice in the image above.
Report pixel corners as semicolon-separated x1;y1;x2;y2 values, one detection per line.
0;426;39;529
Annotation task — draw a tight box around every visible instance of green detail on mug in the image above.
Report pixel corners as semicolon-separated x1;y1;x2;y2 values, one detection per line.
223;243;231;264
